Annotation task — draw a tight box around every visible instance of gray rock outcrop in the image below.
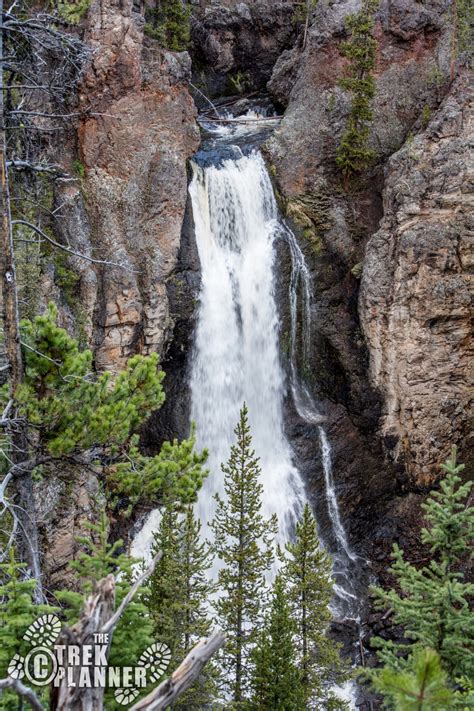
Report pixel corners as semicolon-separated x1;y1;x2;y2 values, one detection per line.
360;77;473;483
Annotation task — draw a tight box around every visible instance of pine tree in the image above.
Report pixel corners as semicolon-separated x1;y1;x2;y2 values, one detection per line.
148;505;184;663
57;511;154;709
369;446;474;696
371;648;456;710
147;504;217;709
250;574;304;711
0;549;58;709
282;503;348;709
335;0;379;177
211;404;277;706
0;304;207;517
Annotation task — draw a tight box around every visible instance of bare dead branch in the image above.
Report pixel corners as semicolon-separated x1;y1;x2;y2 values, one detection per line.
0;677;44;710
10;110;82;119
21;340;62;365
11;220;139;271
129;630;226;711
7;159;67;175
0;84;66;90
1;398;13;420
101;551;162;636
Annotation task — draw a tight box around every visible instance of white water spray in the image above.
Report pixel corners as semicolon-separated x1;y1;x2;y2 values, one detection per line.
285;224;360;615
319;428;357;563
189;151;306;553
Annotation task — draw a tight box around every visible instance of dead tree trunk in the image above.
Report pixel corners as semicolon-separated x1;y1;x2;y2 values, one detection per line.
0;0;43;599
49;555;225;711
0;0;22;393
52;576;116;711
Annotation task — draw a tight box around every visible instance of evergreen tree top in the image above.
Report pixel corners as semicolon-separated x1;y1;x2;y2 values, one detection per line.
369;446;474;688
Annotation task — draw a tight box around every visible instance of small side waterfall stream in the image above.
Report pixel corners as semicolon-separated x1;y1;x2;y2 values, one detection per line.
285;228;361;620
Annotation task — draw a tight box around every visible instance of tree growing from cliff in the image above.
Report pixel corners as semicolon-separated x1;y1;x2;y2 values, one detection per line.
250;573;304;711
335;0;379;178
211;404;277;706
368;446;474;705
144;0;191;51
452;0;473;67
281;503;348;710
292;0;318;48
147;504;218;709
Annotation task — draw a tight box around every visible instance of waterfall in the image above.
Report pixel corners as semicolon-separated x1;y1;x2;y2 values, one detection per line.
188;146;360;709
189;150;306;552
284;225;360;618
319;427;357;564
133;145;359;621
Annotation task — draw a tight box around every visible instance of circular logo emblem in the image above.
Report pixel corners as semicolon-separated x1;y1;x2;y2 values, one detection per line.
24;647;58;686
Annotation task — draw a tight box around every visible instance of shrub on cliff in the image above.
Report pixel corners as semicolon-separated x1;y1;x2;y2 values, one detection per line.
144;0;190;52
367;446;474;708
336;0;379;177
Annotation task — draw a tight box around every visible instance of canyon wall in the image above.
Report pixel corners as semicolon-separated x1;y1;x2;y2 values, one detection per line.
265;0;472;505
34;0;200;582
26;0;471;586
52;0;199;372
360;77;473;485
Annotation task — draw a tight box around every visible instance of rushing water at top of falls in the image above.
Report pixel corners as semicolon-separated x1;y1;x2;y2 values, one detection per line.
189;150;306;551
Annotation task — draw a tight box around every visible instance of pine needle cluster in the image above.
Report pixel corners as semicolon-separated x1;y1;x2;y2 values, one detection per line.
144;0;191;51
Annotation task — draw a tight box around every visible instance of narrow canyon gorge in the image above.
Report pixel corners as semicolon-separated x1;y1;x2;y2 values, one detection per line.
0;0;472;708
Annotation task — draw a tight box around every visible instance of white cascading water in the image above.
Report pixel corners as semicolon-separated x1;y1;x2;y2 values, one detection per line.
132;142;359;616
131;135;359;708
189;150;306;554
285;218;360;708
285;225;360;617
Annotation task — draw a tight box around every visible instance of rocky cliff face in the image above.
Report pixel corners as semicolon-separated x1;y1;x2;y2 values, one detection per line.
191;0;296;97
33;0;200;582
265;0;472;503
54;0;199;371
360;77;473;484
268;0;453;187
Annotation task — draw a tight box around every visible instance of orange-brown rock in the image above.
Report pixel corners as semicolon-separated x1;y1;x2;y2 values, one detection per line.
55;0;199;370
